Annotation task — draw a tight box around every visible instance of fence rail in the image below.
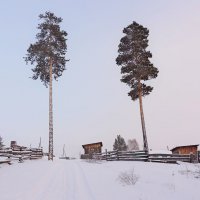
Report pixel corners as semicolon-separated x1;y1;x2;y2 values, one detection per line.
82;150;198;164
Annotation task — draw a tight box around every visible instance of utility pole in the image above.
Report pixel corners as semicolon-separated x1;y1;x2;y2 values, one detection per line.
48;58;53;160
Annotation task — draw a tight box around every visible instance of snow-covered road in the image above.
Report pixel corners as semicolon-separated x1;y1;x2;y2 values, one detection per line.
0;159;96;200
0;158;200;200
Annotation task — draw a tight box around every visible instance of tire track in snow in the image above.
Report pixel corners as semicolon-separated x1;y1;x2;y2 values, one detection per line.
65;160;76;200
20;160;68;200
1;159;96;200
72;161;96;200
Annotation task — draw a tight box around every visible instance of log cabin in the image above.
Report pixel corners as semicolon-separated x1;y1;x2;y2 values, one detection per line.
170;145;199;155
82;142;103;154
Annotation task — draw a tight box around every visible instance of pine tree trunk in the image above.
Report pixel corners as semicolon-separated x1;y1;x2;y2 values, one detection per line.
138;80;149;152
48;58;54;160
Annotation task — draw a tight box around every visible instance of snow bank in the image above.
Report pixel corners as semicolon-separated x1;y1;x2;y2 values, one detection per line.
0;158;200;200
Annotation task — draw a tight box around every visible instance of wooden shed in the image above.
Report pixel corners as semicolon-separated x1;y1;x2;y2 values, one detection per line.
82;142;103;154
170;145;199;155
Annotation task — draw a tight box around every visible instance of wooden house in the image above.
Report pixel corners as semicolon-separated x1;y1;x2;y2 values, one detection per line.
82;142;103;155
10;141;27;151
170;145;199;155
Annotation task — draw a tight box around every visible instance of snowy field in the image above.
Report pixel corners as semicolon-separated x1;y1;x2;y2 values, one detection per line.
0;158;200;200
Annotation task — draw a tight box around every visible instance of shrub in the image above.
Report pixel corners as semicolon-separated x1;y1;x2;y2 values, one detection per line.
118;168;139;186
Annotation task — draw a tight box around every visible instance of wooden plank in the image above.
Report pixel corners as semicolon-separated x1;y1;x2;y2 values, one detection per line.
118;154;148;158
149;158;190;162
119;158;148;161
149;153;190;158
149;160;177;164
149;156;190;160
118;150;147;154
0;160;11;165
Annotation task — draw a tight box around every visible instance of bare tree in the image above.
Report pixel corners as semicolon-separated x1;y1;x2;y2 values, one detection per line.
127;139;139;151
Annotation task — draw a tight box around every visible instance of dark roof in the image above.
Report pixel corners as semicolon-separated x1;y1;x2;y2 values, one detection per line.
82;142;103;148
170;144;199;151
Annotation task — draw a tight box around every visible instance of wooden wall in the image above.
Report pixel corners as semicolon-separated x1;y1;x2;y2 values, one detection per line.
83;143;102;154
172;146;197;155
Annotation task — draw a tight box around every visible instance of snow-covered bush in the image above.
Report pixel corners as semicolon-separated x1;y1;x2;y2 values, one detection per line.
118;168;139;186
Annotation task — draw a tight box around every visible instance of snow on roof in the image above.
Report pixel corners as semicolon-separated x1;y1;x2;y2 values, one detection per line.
170;144;199;151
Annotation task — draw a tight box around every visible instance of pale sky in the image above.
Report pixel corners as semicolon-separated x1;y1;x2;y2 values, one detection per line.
0;0;200;157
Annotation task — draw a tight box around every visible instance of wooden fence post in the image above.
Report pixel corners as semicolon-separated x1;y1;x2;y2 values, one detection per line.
105;149;107;161
147;150;149;162
197;151;200;163
189;153;195;163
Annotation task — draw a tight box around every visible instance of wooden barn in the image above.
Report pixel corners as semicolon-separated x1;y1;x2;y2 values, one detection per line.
170;145;199;155
82;142;103;155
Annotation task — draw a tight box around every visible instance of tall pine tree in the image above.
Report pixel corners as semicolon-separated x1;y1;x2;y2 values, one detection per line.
24;12;69;160
116;22;158;152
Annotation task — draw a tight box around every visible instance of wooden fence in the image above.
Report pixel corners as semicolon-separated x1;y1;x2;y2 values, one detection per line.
148;153;191;163
101;150;148;162
0;147;43;165
82;150;198;164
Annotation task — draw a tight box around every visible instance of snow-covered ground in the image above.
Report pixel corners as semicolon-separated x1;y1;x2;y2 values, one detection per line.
0;158;200;200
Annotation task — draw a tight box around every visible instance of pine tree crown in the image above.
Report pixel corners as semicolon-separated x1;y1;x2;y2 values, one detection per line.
24;11;69;87
116;21;158;101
